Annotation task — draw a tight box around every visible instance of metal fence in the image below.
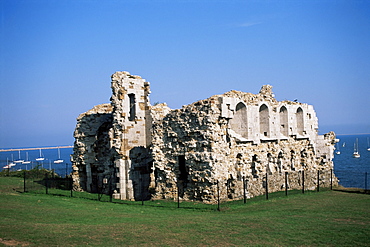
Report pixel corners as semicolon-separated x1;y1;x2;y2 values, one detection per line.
335;170;369;190
23;170;72;196
19;168;363;211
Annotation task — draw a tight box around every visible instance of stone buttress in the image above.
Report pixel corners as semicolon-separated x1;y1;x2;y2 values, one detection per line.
110;71;152;200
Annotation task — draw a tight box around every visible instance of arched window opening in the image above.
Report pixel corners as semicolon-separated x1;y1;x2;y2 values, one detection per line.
277;152;284;173
252;155;258;178
230;102;248;138
128;94;136;121
178;155;188;197
300;150;307;169
227;174;235;199
290;150;296;171
279;106;288;136
259;104;269;137
267;153;273;174
178;155;188;182
296;107;304;135
236;153;243;180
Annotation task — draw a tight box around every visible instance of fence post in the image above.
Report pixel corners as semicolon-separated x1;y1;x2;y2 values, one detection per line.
140;175;144;206
265;173;269;200
317;170;320;192
45;173;49;195
23;171;26;193
302;170;305;194
243;176;246;204
217;180;220;211
109;176;112;202
330;169;333;190
70;177;73;197
365;172;368;192
176;180;180;208
285;172;288;196
98;178;101;201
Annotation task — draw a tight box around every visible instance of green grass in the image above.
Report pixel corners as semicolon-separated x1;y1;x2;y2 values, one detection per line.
0;177;369;246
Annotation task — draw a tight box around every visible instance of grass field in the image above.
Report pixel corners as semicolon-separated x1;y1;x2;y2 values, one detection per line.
0;177;369;246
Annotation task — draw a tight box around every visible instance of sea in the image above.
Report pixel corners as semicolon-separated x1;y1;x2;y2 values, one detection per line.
0;147;73;177
1;134;370;188
333;134;370;189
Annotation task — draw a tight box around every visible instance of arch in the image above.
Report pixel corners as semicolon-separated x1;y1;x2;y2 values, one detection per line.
236;153;243;180
177;155;188;197
279;106;288;136
277;151;284;173
300;149;307;169
266;153;273;174
296;107;304;135
259;104;269;137
227;174;235;199
230;102;248;138
251;154;258;178
290;150;296;171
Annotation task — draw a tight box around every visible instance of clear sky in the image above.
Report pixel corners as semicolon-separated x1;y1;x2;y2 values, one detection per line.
1;0;370;148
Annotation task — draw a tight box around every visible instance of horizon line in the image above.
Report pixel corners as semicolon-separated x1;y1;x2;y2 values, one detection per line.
0;146;73;152
334;133;370;136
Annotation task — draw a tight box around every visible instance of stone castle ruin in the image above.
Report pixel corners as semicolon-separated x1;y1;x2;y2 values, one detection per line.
71;71;338;203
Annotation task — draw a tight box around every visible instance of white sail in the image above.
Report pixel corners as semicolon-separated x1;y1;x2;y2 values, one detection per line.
14;150;24;163
54;148;64;164
353;138;360;158
36;149;45;161
335;143;340;155
23;152;31;164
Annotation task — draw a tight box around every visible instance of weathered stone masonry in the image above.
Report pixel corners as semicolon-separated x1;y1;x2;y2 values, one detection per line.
72;71;338;203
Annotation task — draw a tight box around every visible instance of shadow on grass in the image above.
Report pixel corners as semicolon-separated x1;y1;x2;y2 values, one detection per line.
20;182;369;212
333;187;370;195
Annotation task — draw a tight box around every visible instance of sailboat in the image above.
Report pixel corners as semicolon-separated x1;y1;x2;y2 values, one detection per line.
14;150;24;163
36;149;45;161
54;148;64;164
3;158;16;169
22;152;31;164
353;138;360;158
335;143;340;155
367;137;370;151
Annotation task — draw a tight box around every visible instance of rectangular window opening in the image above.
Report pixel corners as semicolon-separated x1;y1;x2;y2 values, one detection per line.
178;155;188;182
128;93;136;121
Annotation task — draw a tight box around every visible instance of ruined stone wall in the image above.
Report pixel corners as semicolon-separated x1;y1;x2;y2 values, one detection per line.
151;97;222;201
150;86;338;203
72;71;338;203
71;103;113;192
220;87;320;144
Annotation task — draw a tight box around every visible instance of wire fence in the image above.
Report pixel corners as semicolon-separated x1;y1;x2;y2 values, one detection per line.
23;170;72;195
17;169;369;211
334;170;369;190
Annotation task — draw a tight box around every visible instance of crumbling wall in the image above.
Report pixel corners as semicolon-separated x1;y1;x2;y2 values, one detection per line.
72;72;338;204
151;97;221;201
71;103;113;192
110;71;152;200
151;86;338;203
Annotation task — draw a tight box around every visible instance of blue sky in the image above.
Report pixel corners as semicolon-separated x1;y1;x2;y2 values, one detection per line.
1;0;370;148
